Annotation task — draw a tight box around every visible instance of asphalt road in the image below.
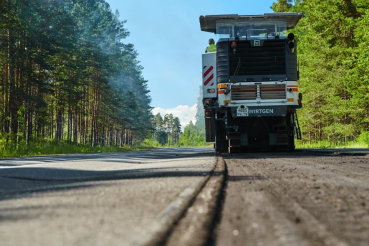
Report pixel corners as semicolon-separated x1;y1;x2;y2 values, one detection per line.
1;148;369;246
0;148;216;246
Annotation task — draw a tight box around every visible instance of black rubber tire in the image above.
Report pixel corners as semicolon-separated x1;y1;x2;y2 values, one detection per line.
286;113;296;151
288;135;296;151
215;121;228;153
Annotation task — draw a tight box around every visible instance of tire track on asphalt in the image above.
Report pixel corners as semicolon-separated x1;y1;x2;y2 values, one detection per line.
130;154;225;246
164;156;227;246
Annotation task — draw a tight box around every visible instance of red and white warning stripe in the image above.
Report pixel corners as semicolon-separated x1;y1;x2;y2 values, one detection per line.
203;66;214;86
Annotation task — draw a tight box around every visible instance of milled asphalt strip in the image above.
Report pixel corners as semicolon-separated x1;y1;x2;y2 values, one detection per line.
130;155;222;246
245;163;350;246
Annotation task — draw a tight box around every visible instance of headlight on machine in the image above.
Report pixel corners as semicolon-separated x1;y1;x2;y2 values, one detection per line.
207;88;216;93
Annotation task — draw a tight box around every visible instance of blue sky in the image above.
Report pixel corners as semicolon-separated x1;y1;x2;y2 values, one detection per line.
106;0;277;127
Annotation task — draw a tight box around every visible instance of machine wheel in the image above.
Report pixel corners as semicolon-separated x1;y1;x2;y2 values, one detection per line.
288;135;296;151
215;121;227;153
286;113;296;151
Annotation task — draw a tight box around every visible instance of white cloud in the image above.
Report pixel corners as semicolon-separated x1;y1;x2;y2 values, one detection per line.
153;104;197;130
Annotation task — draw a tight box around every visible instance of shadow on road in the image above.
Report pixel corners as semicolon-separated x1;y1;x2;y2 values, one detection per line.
0;148;214;166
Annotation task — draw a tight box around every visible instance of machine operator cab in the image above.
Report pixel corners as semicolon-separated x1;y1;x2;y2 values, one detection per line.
200;13;302;41
216;18;288;40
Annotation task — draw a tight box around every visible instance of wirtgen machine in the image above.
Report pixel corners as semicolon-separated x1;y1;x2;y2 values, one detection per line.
200;13;303;153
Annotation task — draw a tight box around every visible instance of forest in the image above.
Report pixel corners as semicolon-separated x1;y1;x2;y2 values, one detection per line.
271;0;369;146
0;0;152;153
0;0;207;157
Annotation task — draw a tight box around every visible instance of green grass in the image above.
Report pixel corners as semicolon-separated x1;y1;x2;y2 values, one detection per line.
2;135;367;159
0;140;156;159
295;130;369;149
296;140;369;149
0;137;216;159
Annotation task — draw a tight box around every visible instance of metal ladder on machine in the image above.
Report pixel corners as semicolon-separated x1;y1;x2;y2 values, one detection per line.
273;125;289;151
274;112;302;151
293;112;302;140
216;109;241;153
227;132;241;153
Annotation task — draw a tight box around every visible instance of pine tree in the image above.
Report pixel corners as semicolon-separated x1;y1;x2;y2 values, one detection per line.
0;0;153;148
271;0;368;144
172;117;181;145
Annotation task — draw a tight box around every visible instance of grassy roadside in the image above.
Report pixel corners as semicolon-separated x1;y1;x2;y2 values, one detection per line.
0;141;156;159
296;140;369;149
296;131;369;149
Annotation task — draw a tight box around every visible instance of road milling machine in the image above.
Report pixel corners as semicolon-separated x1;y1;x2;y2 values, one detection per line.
200;13;303;153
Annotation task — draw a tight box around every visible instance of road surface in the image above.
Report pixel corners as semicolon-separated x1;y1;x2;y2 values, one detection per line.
1;148;369;246
215;150;369;246
0;148;218;246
